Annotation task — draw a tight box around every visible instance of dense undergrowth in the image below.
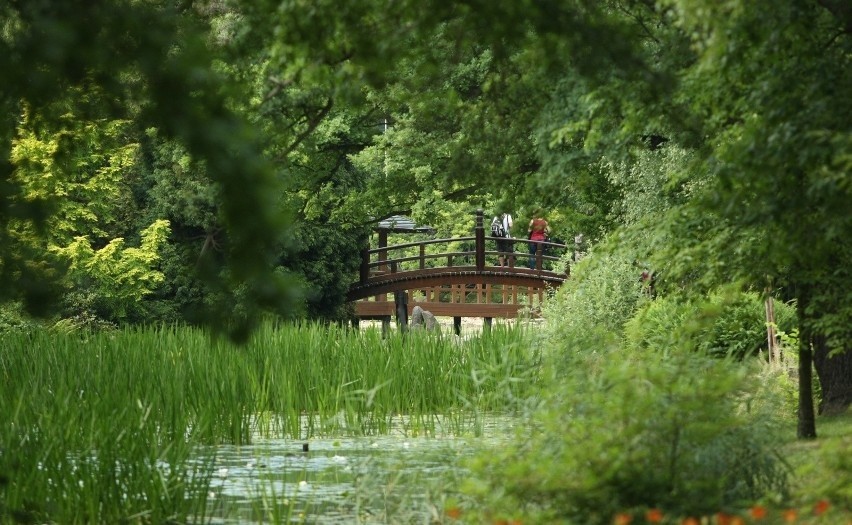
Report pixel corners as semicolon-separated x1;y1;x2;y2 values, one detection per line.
455;250;849;524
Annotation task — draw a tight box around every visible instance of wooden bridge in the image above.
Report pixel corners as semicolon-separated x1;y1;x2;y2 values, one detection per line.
348;210;569;333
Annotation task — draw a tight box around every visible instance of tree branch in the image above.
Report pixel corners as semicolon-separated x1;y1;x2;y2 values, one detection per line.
262;76;293;104
616;2;660;45
279;98;334;159
442;185;481;202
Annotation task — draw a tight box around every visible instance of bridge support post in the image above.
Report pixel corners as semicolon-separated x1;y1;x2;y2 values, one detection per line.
484;317;492;331
395;290;408;333
454;316;461;336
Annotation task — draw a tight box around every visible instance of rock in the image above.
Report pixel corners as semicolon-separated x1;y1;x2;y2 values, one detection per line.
423;308;438;331
410;305;440;333
411;305;425;327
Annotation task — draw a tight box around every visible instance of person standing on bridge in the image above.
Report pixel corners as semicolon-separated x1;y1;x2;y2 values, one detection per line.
527;210;550;269
491;212;514;266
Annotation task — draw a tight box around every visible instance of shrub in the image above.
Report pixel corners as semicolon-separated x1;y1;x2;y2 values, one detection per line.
624;290;797;360
698;292;795;359
52;220;171;324
0;303;41;332
540;249;649;371
462;347;791;524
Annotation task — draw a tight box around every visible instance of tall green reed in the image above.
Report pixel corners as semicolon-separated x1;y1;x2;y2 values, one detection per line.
0;329;213;523
0;321;537;522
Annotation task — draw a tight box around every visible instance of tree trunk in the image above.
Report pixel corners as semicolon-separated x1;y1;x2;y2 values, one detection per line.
797;342;818;439
813;336;852;416
797;290;817;439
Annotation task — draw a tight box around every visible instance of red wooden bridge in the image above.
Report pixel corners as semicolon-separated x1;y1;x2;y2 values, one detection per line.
348;210;569;332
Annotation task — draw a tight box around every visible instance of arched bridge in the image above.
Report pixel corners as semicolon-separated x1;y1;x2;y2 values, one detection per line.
348;210;569;330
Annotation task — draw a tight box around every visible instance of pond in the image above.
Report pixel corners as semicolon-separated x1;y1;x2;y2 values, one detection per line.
197;415;517;524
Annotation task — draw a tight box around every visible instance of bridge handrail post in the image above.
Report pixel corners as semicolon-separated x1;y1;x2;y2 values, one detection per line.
475;208;485;271
378;245;387;273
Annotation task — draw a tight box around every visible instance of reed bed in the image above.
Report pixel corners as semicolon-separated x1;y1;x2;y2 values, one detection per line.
0;321;537;523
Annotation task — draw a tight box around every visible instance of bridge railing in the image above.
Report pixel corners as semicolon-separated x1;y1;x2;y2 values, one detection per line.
358;211;569;283
350;210;570;328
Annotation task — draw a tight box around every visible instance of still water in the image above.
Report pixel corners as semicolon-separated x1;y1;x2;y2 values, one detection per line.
197;415;517;524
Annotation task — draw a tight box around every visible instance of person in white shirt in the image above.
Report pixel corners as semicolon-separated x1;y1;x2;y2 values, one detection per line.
492;212;514;267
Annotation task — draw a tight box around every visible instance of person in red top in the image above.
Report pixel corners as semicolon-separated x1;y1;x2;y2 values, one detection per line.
526;210;550;269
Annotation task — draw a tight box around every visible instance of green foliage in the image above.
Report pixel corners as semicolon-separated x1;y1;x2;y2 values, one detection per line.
1;1;298;336
786;411;852;512
625;291;797;360
646;1;851;353
140;135;218;235
540;246;649;368
52;219;171;323
288;222;365;320
514;240;798;523
11;113;138;245
463;347;791;524
0;302;40;333
132;135;226;323
1;0;848;423
698;293;794;360
606;145;699;228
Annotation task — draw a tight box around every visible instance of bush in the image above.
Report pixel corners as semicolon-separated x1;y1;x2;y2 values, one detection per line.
699;292;795;359
540;249;649;371
0;303;41;332
462;347;791;524
624;290;797;360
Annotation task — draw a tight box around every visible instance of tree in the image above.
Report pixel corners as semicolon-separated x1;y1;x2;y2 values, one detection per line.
1;1;298;338
653;0;852;430
480;0;852;432
240;0;852;429
10;109;172;324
